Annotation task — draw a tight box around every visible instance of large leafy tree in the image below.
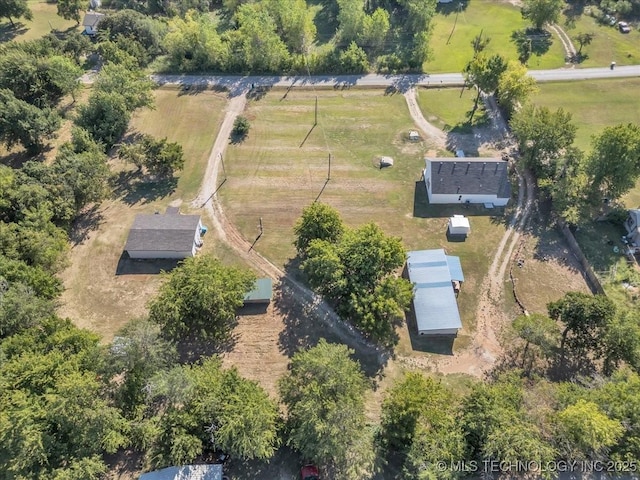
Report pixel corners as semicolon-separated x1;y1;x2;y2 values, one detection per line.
56;0;82;23
294;202;345;255
76;91;130;149
119;134;185;178
0;0;32;26
381;371;465;478
497;60;538;118
265;0;317;53
93;62;154;112
300;218;412;345
547;292;617;370
521;0;564;30
512;313;560;372
0;89;61;154
510;105;577;181
463;53;507;121
279;340;373;479
556;399;624;460
0;282;54;338
584;123;640;201
148;255;256;343
146;358;280;465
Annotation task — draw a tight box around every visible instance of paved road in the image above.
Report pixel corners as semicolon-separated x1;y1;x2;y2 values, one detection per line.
149;64;640;91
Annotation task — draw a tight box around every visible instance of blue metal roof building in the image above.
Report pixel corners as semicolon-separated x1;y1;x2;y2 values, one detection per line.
407;249;464;335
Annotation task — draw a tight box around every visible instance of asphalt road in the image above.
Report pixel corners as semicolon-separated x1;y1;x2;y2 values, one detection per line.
149;64;640;91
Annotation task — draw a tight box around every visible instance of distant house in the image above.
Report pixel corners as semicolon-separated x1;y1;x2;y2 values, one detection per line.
625;209;640;249
124;212;203;259
423;157;511;207
243;278;273;305
139;465;222;480
406;249;464;336
82;11;105;36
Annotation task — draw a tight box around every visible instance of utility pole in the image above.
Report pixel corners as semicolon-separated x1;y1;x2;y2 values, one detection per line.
219;152;227;180
327;154;331;180
259;217;263;236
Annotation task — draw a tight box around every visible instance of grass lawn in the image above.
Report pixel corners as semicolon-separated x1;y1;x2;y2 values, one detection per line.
415;85;489;134
562;11;640;67
423;0;565;73
58;87;230;340
221;88;509;341
0;0;77;43
532;78;640;152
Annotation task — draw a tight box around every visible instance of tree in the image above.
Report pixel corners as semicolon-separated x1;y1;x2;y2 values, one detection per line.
93;62;154;112
0;256;62;299
510;105;577;181
120;134;185;178
463;53;506;121
301;222;411;346
512;313;560;371
497;60;538;118
56;0;82;24
602;310;640;375
556;399;624;459
339;41;369;73
574;32;595;56
294;202;345;254
359;8;390;53
279;340;373;479
0;282;54;338
548;292;617;369
232;116;250;139
0;0;32;26
337;0;366;44
584;123;640;201
521;0;564;30
148;255;256;343
109;318;178;412
0;89;61;154
471;31;491;54
99;9;165;58
76;91;130;149
265;0;317;53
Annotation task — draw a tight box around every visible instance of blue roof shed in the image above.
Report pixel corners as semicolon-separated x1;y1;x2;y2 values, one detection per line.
407;249;464;335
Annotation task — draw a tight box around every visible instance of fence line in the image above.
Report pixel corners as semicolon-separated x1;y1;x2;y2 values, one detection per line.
556;220;606;295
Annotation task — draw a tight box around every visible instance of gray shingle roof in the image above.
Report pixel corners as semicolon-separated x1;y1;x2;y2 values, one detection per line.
125;214;200;253
427;157;511;198
82;12;105;27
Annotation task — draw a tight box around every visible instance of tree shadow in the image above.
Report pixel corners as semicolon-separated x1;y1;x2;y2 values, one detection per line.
176;326;240;363
177;84;226;97
563;1;586;28
0;22;27;42
229;131;248;145
436;0;470;16
68;204;104;247
226;446;300;479
275;271;388;379
111;170;178;206
246;85;271;101
511;28;553;64
308;0;338;45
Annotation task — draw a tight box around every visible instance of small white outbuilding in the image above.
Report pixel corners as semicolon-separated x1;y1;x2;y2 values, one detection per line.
409;130;420;141
380;156;394;167
448;215;470;236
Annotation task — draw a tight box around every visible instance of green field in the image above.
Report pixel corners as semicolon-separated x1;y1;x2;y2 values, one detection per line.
0;0;77;43
423;0;565;73
221;88;509;336
532;78;640;152
416;85;489;134
563;10;640;67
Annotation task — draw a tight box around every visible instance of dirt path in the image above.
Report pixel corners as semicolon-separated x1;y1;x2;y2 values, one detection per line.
549;24;577;63
192;91;387;369
400;90;535;376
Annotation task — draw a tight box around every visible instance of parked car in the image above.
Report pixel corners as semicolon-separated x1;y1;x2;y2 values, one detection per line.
618;21;631;33
300;464;320;480
604;14;617;26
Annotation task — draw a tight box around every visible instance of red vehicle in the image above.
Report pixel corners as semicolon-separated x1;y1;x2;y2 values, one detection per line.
300;464;320;480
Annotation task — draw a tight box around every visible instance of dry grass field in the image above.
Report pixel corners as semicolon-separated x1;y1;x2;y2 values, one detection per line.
58;87;229;340
0;0;77;43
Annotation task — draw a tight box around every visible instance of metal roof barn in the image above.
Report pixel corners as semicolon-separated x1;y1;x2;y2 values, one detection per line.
407;249;464;336
138;465;223;480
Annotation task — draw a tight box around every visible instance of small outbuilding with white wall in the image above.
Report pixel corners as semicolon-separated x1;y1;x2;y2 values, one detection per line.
124;212;203;259
448;215;470;236
423;157;511;207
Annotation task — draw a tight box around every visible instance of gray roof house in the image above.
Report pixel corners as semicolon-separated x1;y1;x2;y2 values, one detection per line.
138;465;223;480
82;11;105;36
407;249;465;336
423;157;511;207
124;213;203;259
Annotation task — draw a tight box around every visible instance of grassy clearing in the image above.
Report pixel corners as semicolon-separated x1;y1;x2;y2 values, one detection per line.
562;11;640;67
423;0;565;73
416;86;489;134
221;88;509;344
532;78;640;152
58;88;229;340
0;0;77;43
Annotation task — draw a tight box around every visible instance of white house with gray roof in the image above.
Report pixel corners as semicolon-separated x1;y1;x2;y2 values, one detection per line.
423;157;511;207
124;213;203;259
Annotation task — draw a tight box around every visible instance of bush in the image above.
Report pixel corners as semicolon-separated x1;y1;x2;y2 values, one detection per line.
232;116;250;138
